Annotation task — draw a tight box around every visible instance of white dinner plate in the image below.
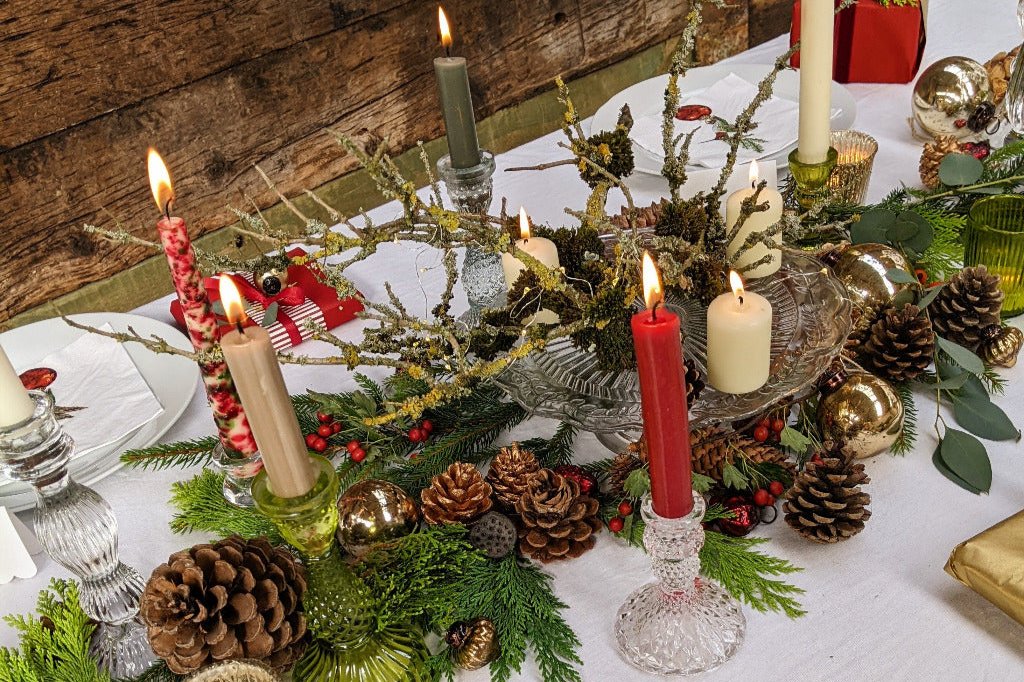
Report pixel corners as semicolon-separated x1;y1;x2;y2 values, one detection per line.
590;63;857;176
0;313;198;511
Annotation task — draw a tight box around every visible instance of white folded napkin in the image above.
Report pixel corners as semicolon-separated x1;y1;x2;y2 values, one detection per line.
0;506;41;583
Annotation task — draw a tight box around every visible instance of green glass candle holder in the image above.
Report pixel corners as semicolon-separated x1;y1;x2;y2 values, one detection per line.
253;456;427;681
788;147;838;210
966;195;1024;318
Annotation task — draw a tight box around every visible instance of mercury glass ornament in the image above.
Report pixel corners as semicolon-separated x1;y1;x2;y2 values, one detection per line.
913;57;992;139
830;243;914;321
446;618;501;670
1004;2;1024;137
818;368;904;459
336;479;419;557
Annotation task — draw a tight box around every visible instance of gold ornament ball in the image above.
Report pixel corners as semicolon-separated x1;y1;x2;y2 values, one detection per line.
912;56;992;139
818;370;904;459
831;243;914;319
446;618;501;670
336;479;419;556
256;267;289;296
980;325;1024;368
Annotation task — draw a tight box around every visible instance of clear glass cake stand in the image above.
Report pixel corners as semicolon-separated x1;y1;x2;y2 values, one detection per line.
494;250;852;452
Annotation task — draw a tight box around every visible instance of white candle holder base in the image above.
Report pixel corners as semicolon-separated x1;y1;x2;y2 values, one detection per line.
615;493;745;676
212;442;263;508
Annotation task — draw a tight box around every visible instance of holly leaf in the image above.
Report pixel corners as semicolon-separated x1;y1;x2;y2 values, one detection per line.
938;153;984;186
885;268;918;284
917;283;945;309
932;443;983;494
780;426;813;455
950;393;1021;441
936;336;985;375
851;209;895;244
261;302;279;328
623;468;651;498
721;462;749;491
939;428;992;493
692;473;715;494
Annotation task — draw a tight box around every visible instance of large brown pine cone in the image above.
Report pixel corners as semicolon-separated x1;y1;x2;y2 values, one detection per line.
421;462;493;525
858;304;935;383
140;536;308;675
919;135;961;189
486;443;541;510
931;266;1004;351
784;454;871;544
609;200;666;230
516;469;602;562
690;426;794;483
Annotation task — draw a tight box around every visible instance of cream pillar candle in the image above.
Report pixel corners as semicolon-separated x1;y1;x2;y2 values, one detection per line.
0;345;35;427
501;207;560;324
725;160;784;279
707;272;772;394
796;0;834;164
218;277;316;498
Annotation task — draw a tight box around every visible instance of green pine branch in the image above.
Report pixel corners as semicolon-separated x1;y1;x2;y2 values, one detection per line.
892;382;918;455
533;422;578;468
120;436;218;471
701;531;805;618
168;469;279;541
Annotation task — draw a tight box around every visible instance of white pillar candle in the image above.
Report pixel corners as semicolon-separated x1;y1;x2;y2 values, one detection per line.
0;345;35;428
501;207;560;324
707;272;773;394
796;0;834;164
725;161;784;279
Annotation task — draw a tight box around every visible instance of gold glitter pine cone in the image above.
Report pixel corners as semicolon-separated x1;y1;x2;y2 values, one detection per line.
485;442;541;510
985;46;1019;105
979;325;1024;368
858;303;935;383
690;426;794;483
783;455;871;544
919;135;962;189
931;266;1004;351
421;462;494;525
515;468;602;563
140;536;308;675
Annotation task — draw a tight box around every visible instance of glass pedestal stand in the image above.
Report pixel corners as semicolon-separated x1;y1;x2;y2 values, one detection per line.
211;442;262;507
615;493;745;676
0;391;154;678
253;456;427;681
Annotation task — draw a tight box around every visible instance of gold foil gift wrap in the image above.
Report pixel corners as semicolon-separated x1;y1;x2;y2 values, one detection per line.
945;510;1024;626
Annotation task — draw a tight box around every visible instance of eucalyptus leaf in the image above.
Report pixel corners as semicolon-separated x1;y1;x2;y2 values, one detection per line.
932;443;983;494
917;283;945;309
885;268;918;284
951;393;1021;441
891;287;917;309
935;336;985;375
895;211;934;255
261;302;279;328
887;220;920;243
913;372;969;391
956;374;990;401
851;209;896;244
939;428;992;493
938;153;984;186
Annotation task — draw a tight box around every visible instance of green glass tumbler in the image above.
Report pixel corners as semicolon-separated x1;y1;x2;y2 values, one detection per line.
966;195;1024;318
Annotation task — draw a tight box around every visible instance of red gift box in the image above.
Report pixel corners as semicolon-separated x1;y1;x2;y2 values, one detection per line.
790;0;926;84
171;247;364;351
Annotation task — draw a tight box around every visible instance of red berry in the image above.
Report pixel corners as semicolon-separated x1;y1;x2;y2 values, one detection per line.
769;481;785;496
753;488;771;506
317;411;332;424
753;425;770;443
608;516;625;533
618;501;634;516
954;118;968;128
350;447;367;463
766;494;776;506
757;418;770;429
304;433;318;448
771;418;785;433
346;440;361;453
421;419;434;433
408;428;424;443
810;453;824;465
331;421;343;434
317;424;333;438
312;437;328;453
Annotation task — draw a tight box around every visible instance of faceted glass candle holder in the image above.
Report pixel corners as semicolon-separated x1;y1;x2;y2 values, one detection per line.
212;442;263;507
966;195;1024;317
789;147;839;210
615;493;745;676
828;131;877;205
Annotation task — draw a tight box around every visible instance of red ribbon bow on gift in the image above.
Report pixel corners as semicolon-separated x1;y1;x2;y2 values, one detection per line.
222;273;306;309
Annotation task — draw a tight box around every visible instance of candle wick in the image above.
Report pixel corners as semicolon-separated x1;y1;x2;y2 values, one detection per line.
162;199;172;221
444;45;451;58
651;300;660;322
235;320;245;335
738;295;744;306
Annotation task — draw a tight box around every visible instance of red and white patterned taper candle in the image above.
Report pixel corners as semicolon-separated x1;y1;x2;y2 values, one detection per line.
148;149;259;456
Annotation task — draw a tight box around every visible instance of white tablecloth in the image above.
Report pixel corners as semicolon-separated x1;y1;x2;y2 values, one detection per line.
4;1;1024;679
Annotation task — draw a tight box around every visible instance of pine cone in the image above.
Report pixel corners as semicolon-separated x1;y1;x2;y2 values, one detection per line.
843;301;882;358
784;454;871;543
421;462;493;525
979;325;1024;368
919;135;961;189
516;469;602;562
684;358;705;408
486;443;541;510
931;266;1004;351
858;304;935;382
607;452;644;498
609;200;666;230
985;47;1019;105
141;536;308;675
690;426;794;483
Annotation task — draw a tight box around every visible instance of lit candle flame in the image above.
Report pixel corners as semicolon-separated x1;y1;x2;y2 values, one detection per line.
438;6;452;49
729;270;745;304
748;159;760;188
518;206;531;241
147;148;174;215
642;251;663;311
219;276;248;327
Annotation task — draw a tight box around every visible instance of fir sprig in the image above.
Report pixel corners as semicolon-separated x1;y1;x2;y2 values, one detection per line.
168;469;279;541
700;532;806;618
892;382;918;455
120;436;218;471
533;422;578;468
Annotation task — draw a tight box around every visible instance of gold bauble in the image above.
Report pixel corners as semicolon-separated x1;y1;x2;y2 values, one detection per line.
818;370;904;459
980;325;1024;368
830;243;914;320
336;479;419;556
446;618;501;670
912;56;992;139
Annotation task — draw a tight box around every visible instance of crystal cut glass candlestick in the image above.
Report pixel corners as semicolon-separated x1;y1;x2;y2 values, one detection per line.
0;391;154;678
212;442;262;507
615;492;745;676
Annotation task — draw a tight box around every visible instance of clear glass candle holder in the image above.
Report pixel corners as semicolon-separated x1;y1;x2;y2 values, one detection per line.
212;442;263;507
966;195;1024;318
615;492;745;676
828;131;877;205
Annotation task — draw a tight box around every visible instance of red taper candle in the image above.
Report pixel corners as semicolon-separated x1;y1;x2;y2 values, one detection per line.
630;251;693;518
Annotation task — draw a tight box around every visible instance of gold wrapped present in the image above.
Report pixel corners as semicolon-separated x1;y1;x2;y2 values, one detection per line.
945;510;1024;625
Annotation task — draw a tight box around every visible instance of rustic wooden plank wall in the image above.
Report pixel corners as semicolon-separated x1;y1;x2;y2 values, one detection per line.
0;0;793;325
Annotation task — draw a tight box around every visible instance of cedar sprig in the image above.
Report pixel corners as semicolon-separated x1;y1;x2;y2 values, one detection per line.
168;469;280;541
700;531;806;618
120;436;218;471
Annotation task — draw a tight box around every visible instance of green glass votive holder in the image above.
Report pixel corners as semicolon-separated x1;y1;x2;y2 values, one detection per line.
252;455;339;557
966;195;1024;318
788;147;838;210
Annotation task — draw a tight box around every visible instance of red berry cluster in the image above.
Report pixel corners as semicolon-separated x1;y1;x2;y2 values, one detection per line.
304;412;342;453
345;439;367;463
608;500;634;534
407;419;434;444
752;480;786;507
752;416;786;444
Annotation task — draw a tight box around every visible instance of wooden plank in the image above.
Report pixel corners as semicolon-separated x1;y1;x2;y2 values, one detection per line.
697;1;750;64
750;0;793;47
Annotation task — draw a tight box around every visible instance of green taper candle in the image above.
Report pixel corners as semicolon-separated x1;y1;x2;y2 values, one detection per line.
434;6;481;169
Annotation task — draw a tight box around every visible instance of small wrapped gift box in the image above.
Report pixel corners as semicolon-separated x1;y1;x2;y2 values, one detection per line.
790;0;926;84
945;510;1024;626
171;248;364;350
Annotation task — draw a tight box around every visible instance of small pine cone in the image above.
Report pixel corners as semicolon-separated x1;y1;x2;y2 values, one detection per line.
784;454;871;543
919;135;962;189
843;302;882;358
141;536;308;675
626;436;649;465
607;452;644;498
931;266;1004;351
858;304;935;383
515;469;602;562
985;47;1019;105
421;462;493;525
979;325;1024;368
684;358;705;408
486;443;541;510
690;426;794;482
609;200;665;230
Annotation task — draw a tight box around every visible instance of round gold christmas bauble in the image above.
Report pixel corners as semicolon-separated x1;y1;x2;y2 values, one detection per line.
255;267;289;296
446;618;501;670
818;370;904;459
912;56;992;139
980;325;1024;368
336;479;419;556
830;243;914;319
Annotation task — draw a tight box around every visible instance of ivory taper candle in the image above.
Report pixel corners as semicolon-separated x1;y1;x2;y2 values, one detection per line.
434;6;481;169
0;345;34;428
707;271;772;394
218;277;315;498
501;207;560;324
725;160;784;279
796;0;834;164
